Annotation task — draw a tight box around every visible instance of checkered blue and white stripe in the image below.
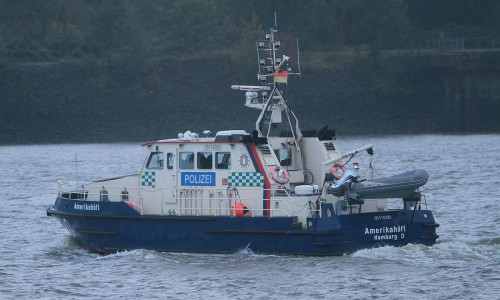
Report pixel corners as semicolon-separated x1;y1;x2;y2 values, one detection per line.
228;172;264;187
141;171;156;186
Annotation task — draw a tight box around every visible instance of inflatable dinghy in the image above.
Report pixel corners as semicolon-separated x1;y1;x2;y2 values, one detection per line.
330;169;429;199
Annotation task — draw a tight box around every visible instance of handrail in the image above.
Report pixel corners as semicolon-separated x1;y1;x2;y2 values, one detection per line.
422;194;428;210
56;181;305;217
173;187;297;217
57;180;143;211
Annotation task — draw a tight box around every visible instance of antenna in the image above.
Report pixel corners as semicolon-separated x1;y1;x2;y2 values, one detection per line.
256;41;261;79
274;11;278;29
72;152;83;186
296;38;301;75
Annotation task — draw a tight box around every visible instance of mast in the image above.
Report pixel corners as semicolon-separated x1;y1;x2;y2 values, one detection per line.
231;17;303;150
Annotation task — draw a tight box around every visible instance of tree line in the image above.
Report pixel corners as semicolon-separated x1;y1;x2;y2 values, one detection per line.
1;0;500;65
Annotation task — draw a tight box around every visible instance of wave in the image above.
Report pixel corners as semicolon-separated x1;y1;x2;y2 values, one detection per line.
351;239;495;267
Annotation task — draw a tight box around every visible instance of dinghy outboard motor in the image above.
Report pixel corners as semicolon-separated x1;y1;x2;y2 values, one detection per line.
329;168;359;198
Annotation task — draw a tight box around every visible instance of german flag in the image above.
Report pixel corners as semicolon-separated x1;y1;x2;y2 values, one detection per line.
274;70;288;84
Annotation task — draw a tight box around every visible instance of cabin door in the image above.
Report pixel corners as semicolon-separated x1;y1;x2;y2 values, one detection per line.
163;152;177;200
141;151;177;214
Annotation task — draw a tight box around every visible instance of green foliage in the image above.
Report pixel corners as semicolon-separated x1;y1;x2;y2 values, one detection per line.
0;0;498;64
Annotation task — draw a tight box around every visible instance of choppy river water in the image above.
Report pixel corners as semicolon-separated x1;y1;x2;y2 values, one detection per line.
0;134;498;299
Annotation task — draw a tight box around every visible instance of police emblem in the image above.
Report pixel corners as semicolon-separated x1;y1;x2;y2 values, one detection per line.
239;153;250;169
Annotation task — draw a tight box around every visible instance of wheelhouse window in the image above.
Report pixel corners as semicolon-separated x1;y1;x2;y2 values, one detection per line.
197;152;213;169
275;148;291;166
216;152;231;169
146;152;164;169
179;152;194;169
167;153;174;170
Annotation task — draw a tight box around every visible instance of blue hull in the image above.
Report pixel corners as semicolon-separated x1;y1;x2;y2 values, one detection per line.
47;197;439;255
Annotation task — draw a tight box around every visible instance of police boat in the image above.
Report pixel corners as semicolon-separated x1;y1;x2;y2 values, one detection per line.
47;19;439;255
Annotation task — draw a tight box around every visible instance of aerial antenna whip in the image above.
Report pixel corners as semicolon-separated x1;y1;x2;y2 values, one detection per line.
297;38;302;75
72;152;82;186
256;41;261;78
274;11;278;29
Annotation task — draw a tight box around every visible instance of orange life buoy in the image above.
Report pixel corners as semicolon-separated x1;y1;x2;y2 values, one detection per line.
329;162;346;180
270;166;290;184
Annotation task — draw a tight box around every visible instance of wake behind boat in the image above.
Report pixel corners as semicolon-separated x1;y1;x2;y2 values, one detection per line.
47;17;439;255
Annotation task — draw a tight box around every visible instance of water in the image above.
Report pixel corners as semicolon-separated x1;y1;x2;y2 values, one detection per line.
1;135;499;299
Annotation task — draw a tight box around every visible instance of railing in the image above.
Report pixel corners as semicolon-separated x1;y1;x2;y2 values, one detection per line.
56;181;312;218
175;187;299;217
387;193;428;211
425;36;500;52
57;180;144;213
